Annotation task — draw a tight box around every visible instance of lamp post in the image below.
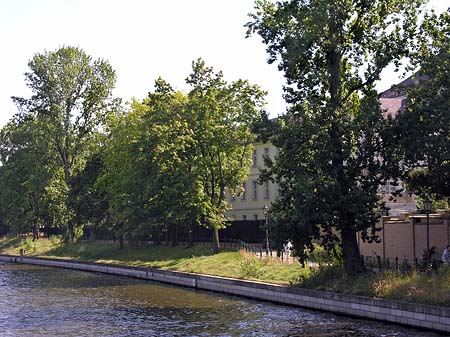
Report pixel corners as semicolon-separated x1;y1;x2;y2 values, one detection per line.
382;208;389;259
263;204;269;255
424;197;432;256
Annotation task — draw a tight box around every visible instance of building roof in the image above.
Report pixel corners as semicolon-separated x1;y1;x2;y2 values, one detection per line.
378;74;425;117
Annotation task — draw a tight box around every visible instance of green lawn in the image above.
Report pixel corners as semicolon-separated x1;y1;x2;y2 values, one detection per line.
0;237;307;285
2;236;450;307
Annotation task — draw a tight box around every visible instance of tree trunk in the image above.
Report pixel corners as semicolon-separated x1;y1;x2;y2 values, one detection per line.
165;229;170;246
187;227;193;248
67;220;75;243
213;228;220;253
32;217;39;241
341;226;364;275
152;228;162;245
171;227;178;247
119;234;124;249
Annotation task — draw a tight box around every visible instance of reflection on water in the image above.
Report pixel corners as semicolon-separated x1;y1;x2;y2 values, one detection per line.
0;262;443;337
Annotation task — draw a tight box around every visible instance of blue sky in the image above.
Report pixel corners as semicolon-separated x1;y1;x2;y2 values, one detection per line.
0;0;448;127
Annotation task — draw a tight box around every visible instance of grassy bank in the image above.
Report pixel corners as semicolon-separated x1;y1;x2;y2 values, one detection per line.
0;237;307;285
1;236;450;307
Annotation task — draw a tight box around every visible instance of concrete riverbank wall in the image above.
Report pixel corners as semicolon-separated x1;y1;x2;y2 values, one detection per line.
1;254;449;333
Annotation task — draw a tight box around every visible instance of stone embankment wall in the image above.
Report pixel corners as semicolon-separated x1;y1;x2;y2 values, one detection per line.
1;254;449;333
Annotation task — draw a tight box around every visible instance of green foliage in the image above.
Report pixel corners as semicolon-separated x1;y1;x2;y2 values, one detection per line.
68;152;113;232
101;60;265;250
102;92;200;242
11;46;117;240
49;235;62;246
3;48;263;251
247;0;425;275
300;265;346;290
73;226;84;241
306;244;343;267
0;117;61;236
239;254;263;278
372;269;450;306
391;11;450;203
184;59;266;251
21;238;35;253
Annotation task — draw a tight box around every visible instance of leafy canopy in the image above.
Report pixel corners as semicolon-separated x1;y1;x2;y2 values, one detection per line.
392;10;450;202
248;0;424;274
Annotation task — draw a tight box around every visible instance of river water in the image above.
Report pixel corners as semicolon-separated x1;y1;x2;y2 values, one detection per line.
0;262;444;337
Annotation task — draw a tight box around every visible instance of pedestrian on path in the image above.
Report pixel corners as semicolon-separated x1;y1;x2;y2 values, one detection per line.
283;240;293;259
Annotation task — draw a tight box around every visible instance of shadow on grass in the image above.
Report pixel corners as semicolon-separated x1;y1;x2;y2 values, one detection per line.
0;237;22;251
41;241;217;267
298;264;450;306
298;265;376;297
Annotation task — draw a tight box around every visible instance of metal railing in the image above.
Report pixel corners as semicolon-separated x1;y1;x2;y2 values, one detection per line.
361;255;445;272
240;241;296;263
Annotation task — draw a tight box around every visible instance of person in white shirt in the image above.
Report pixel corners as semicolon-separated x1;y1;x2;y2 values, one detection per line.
283;240;293;259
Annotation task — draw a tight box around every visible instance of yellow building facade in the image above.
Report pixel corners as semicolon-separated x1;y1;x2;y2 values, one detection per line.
226;141;279;221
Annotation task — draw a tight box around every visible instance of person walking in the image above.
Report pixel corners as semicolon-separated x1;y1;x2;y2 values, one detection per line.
283;240;293;259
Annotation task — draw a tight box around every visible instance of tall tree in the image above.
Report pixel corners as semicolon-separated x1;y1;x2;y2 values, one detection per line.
248;0;424;274
12;46;116;241
102;61;265;252
392;10;450;202
185;59;266;252
141;79;205;246
0;118;60;238
100;100;153;243
102;84;202;246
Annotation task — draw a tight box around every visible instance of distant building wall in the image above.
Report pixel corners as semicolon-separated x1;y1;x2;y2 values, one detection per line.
359;214;450;261
226;141;279;221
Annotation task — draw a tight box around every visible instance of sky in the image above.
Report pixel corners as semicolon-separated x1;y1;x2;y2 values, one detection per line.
0;0;448;128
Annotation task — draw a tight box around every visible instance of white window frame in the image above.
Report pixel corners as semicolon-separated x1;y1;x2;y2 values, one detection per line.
264;181;270;199
252;180;258;200
252;149;258;167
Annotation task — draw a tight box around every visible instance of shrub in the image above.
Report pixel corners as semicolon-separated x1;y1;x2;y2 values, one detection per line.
49;235;62;246
239;255;262;278
21;238;35;253
306;244;343;267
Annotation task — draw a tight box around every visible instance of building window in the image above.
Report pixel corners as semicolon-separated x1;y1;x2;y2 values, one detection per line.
264;181;269;199
263;147;270;166
252;149;257;167
253;214;258;221
252;180;258;200
242;215;247;221
241;182;246;200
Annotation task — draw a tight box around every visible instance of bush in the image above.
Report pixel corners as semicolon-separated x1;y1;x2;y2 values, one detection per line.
49;235;62;246
239;255;262;278
21;238;35;253
306;244;343;267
